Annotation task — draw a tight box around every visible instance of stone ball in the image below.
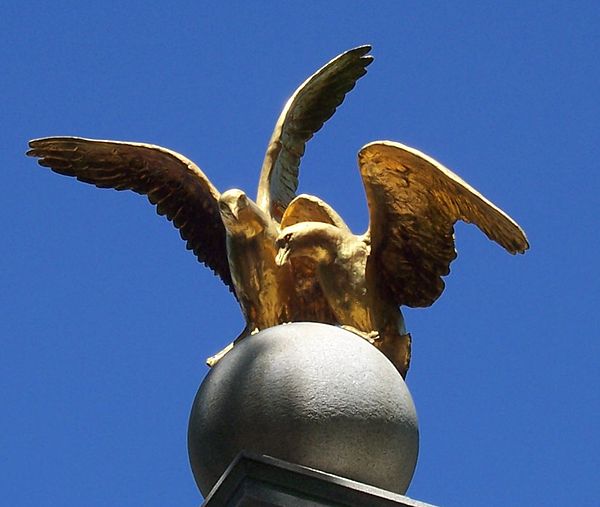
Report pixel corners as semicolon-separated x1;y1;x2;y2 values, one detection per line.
188;322;419;497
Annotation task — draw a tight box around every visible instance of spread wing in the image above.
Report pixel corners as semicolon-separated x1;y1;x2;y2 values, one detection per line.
280;193;350;232
359;141;529;308
257;45;373;222
27;137;234;292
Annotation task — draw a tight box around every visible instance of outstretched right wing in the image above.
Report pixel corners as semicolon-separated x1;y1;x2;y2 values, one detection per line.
257;45;373;222
27;137;234;292
359;141;529;308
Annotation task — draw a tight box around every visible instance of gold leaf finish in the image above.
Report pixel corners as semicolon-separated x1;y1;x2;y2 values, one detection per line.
26;46;373;363
26;46;528;378
276;141;528;377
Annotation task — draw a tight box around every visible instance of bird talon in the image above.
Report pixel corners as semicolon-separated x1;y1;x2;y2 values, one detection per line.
341;325;379;343
366;330;381;342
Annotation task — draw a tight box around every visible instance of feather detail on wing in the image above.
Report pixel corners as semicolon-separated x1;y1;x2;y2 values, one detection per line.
359;141;529;308
281;193;350;231
257;45;373;222
27;137;234;292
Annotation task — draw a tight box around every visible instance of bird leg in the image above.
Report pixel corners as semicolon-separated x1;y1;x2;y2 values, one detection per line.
205;325;260;367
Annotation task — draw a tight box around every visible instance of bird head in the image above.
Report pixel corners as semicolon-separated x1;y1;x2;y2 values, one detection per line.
219;189;268;237
274;228;296;266
276;222;338;266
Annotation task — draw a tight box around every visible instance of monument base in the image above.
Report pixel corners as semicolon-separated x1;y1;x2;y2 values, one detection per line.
202;452;436;507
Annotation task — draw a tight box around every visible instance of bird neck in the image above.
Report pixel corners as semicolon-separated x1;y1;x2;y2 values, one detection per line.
302;223;349;265
231;203;272;238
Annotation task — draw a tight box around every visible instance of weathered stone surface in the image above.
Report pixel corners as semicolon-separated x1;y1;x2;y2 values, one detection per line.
188;323;419;497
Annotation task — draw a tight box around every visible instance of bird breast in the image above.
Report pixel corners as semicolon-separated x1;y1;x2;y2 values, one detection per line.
226;231;293;328
317;240;373;328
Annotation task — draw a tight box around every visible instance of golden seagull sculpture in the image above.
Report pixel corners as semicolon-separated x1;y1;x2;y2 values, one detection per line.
26;46;373;364
275;141;530;378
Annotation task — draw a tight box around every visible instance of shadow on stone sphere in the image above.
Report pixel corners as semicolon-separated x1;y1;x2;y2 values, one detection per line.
188;322;419;497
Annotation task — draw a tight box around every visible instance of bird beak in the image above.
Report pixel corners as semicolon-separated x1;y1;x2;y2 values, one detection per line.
230;204;240;221
275;246;290;266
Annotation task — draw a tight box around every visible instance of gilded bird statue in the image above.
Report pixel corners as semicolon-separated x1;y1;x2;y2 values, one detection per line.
26;46;374;363
275;141;530;377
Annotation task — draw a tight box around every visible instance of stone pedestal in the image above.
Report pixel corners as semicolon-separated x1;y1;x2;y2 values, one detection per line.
202;452;436;507
189;323;419;498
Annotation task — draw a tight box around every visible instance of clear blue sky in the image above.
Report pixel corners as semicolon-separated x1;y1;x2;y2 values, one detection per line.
2;2;598;505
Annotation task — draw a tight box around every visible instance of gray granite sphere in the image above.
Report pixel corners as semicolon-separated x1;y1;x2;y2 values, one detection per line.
188;322;419;496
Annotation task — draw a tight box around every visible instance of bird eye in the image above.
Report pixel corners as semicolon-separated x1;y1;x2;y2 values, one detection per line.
285;233;292;243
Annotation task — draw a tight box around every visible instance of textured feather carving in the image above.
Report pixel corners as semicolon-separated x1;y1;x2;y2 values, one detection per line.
359;141;529;307
257;45;373;221
26;45;375;343
27;137;234;292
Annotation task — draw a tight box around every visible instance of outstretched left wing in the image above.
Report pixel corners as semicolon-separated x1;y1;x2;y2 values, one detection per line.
257;45;373;222
27;137;234;292
359;141;529;308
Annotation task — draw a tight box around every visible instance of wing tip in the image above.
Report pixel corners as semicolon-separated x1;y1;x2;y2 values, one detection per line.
501;220;530;255
347;45;374;70
27;137;50;153
27;136;88;156
347;44;373;56
513;237;530;255
362;55;375;69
